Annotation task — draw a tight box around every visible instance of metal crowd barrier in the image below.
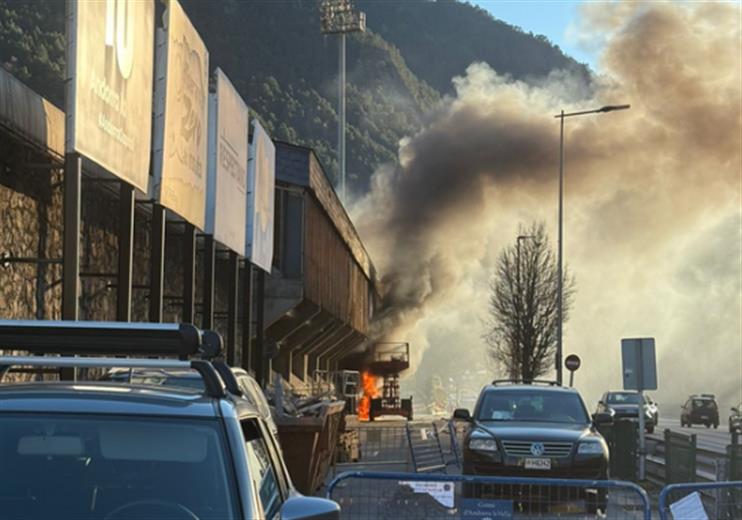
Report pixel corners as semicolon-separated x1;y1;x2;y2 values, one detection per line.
659;481;742;520
406;422;447;473
327;470;651;519
335;424;412;473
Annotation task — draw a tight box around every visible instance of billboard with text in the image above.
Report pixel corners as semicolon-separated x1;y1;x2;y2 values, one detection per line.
205;68;248;254
66;0;154;191
246;120;275;272
153;0;209;229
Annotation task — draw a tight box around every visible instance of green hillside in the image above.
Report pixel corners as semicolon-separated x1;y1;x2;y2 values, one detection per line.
0;0;588;194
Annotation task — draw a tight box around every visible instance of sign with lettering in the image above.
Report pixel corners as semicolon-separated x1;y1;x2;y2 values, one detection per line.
205;69;248;253
246;120;275;271
153;0;209;228
66;0;154;191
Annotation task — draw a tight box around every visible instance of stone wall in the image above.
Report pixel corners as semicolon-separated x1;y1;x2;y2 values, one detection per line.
0;135;244;359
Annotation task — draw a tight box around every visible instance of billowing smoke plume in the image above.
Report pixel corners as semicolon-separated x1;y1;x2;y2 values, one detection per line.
352;2;741;407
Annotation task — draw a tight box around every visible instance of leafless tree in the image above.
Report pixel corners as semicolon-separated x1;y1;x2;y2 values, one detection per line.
484;222;575;381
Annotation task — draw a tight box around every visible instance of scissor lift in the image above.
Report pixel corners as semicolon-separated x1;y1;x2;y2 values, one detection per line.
368;342;413;421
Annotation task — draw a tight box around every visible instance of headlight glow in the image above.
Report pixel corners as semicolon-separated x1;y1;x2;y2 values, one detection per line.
577;441;605;455
469;438;498;452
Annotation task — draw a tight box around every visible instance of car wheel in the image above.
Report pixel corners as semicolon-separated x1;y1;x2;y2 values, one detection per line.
586;489;608;516
705;423;711;428
646;425;655;434
713;423;718;429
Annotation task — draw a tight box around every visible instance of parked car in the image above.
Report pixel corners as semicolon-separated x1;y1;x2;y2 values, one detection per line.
681;394;720;428
729;403;742;434
102;365;278;437
596;391;656;433
453;380;611;514
0;320;339;520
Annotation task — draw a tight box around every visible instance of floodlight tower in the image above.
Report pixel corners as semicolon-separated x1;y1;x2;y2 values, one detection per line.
320;0;366;203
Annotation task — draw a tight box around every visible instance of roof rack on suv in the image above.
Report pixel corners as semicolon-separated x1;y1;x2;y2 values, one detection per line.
0;320;227;398
0;320;221;359
491;379;561;386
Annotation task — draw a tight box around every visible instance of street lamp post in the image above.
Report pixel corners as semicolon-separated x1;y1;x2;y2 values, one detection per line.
320;0;366;203
554;104;630;385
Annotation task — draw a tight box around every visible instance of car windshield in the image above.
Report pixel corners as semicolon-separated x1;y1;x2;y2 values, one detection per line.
693;399;716;409
607;392;640;404
0;414;239;520
477;390;589;424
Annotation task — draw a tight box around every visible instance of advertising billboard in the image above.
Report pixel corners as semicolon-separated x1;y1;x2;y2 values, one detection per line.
65;0;154;191
246;120;276;272
205;69;248;254
152;0;209;229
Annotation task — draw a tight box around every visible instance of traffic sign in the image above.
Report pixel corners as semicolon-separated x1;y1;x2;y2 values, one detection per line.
564;354;581;372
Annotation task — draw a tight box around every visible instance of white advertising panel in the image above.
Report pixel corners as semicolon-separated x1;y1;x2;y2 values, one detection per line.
66;0;154;191
153;0;209;229
205;69;248;254
246;120;276;272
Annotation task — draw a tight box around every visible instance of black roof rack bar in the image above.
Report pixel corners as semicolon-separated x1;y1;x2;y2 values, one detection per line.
0;356;227;398
491;379;561;386
0;320;204;359
211;360;243;396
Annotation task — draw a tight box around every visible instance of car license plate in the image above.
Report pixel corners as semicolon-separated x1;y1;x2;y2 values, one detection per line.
700;415;709;419
525;458;551;470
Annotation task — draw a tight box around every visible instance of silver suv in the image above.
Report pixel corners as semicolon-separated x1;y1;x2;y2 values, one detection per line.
0;320;339;520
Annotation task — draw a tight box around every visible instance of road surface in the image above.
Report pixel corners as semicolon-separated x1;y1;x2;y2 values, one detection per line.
649;417;735;453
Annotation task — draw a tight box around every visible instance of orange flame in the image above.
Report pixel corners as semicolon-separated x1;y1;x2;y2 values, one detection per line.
357;371;380;421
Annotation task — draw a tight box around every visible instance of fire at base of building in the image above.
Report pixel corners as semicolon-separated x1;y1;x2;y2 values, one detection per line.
345;342;413;422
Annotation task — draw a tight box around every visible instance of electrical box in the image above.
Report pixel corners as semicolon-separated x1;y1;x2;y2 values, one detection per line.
621;338;657;391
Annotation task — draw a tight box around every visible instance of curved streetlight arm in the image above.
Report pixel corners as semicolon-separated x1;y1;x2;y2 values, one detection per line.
554;104;631;119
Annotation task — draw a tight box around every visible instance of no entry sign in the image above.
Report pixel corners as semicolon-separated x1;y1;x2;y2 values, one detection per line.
565;354;581;372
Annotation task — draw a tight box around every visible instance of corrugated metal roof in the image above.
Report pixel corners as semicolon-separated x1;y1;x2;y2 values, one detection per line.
0;68;65;161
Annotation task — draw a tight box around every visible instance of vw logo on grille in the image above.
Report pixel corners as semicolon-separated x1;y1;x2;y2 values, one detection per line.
530;442;545;456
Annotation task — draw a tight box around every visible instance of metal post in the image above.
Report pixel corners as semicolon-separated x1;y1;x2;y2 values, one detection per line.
182;224;196;324
569;371;574;388
149;204;166;323
556;110;564;385
339;32;346;202
241;262;253;373
116;182;135;322
61;153;81;381
202;234;215;330
62;153;81;321
227;252;239;366
256;269;266;387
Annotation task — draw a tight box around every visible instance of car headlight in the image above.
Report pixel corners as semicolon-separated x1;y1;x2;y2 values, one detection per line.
577;441;605;455
468;432;498;452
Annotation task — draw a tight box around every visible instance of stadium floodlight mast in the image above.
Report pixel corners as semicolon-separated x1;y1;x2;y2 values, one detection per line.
320;0;366;204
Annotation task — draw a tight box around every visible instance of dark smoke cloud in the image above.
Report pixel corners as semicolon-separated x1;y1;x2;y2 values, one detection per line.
351;2;741;406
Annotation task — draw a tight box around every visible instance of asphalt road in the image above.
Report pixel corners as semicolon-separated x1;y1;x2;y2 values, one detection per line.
648;417;736;453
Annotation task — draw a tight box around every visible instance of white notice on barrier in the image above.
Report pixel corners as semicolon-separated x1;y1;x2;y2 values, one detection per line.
398;481;454;509
669;492;708;520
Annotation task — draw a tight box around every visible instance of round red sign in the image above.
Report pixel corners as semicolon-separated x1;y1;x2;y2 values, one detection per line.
564;354;581;371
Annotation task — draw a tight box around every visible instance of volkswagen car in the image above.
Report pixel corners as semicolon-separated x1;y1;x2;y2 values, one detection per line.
453;380;611;514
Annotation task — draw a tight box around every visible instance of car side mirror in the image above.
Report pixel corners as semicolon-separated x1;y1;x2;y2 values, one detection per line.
592;412;613;425
280;496;340;520
732;407;739;413
453;408;471;421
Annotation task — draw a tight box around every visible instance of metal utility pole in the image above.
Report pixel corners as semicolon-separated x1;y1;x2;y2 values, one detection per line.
320;0;365;203
554;104;630;385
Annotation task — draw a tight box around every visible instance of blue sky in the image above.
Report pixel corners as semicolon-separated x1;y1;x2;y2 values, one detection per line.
471;1;596;67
